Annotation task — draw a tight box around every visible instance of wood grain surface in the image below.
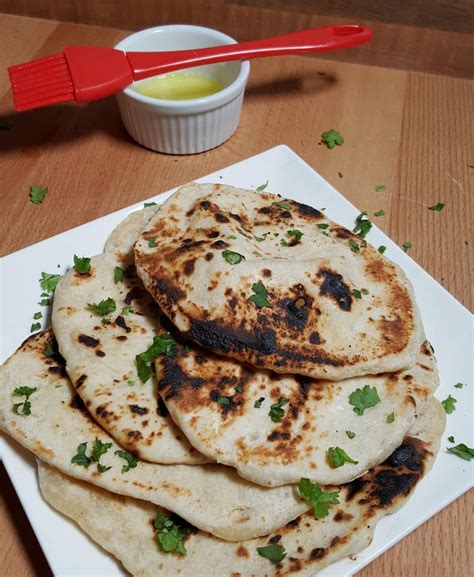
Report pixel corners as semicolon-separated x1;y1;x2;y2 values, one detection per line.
0;12;472;577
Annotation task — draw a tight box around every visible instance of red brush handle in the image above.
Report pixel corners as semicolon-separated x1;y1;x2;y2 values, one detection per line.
127;25;372;80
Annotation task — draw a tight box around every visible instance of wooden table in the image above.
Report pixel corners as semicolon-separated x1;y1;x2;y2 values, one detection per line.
0;12;472;577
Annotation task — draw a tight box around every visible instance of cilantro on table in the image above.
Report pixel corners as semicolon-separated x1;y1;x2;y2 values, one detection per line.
320;129;344;149
448;436;455;443
87;298;116;316
327;446;358;468
346;430;356;439
349;385;380;415
115;449;138;473
375;185;386;193
387;412;395;423
73;255;91;275
428;203;445;212
378;245;387;254
29;185;48;205
402;242;412;252
144;201;157;207
256;181;268;192
12;386;37;416
33;311;42;320
298;477;340;519
114;266;125;283
136;333;175;383
447;443;474;461
248;281;272;309
374;209;385;217
254;397;265;408
269;397;288;422
441;395;457;414
154;513;191;556
280;229;304;247
30;322;41;332
39;272;61;293
272;200;291;210
222;250;245;265
353;212;372;239
256;544;287;564
38;297;50;306
454;383;465;389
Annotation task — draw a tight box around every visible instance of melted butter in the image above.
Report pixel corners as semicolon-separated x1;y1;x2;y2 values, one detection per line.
133;73;224;100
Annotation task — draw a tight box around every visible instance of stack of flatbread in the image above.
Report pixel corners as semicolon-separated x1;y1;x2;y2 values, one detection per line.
0;183;446;576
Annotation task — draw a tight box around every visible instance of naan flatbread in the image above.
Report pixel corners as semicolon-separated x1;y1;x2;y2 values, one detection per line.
38;398;445;576
134;183;423;380
0;331;308;541
157;340;438;486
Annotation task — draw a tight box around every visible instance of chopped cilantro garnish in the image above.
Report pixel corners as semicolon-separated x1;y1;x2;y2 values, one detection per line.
115;449;138;473
73;255;91;275
248;281;272;309
71;442;91;468
43;343;55;357
216;395;231;406
144;201;157;207
235;385;243;393
12;386;37;416
349;385;380;415
257;544;287;564
272;200;291;210
353;289;362;299
114;266;125;283
38;298;50;306
375;185;386;192
148;238;158;247
454;383;465;389
269;397;288;422
346;430;356;439
39;272;61;293
448;435;455;443
136;333;175;383
327;446;358;468
256;181;268;192
387;412;395;423
441;395;457;414
127;379;134;386
33;311;42;320
378;245;387;254
122;305;132;315
227;234;237;240
320;129;344;149
87;298;116;316
298;477;339;519
154;513;191;556
254;235;265;242
374;209;385;217
447;443;474;461
349;240;360;253
318;223;329;230
30;322;41;332
402;242;412;252
254;397;265;408
428;203;445;212
281;229;304;247
91;437;112;462
222;250;245;265
29;185;48;205
353;212;372;239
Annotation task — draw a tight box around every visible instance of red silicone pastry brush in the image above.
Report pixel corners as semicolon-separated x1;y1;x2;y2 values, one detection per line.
8;25;372;112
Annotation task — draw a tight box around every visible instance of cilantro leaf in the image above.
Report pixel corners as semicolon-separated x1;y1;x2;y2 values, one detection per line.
122;305;132;315
43;343;55;357
318;223;329;230
33;311;42;320
272;200;291;210
387;412;395;423
441;395;457;414
349;385;380;415
222;250;245;265
71;442;91;468
281;229;304;247
349;240;360;253
327;446;358;468
115;449;138;473
154;513;191;556
428;203;445;212
454;383;465;389
447;443;474;461
374;209;385;217
38;298;50;306
227;234;237;240
448;435;455;443
136;333;175;383
375;185;386;192
73;255;91;275
12;386;37;416
353;212;372;239
91;438;112;463
87;298;116;316
216;395;231;406
402;242;412;252
353;289;362;299
144;201;157;207
248;281;272;309
30;322;41;332
298;477;340;519
254;235;265;242
39;272;62;293
254;397;265;408
257;544;287;564
320;129;344;149
346;430;356;439
378;245;387;254
269;397;288;422
29;185;48;205
148;238;158;247
97;463;111;473
256;181;268;192
114;266;125;283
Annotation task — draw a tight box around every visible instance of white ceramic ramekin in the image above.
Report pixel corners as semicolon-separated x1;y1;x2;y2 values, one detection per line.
115;25;250;154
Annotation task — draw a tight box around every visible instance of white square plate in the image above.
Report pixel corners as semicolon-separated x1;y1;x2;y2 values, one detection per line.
1;145;472;577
